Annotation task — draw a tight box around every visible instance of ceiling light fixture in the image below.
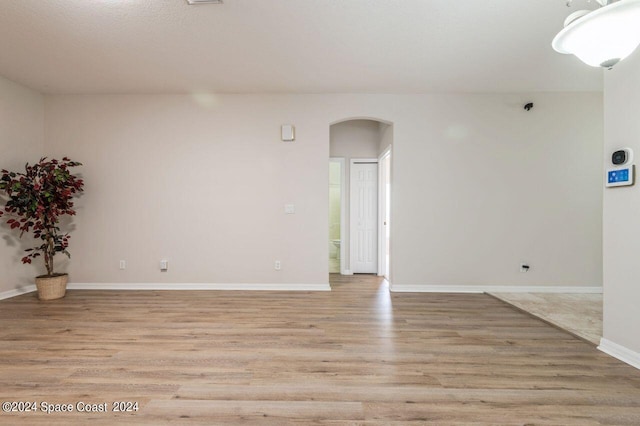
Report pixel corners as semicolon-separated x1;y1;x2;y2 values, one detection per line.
186;0;223;4
552;0;640;69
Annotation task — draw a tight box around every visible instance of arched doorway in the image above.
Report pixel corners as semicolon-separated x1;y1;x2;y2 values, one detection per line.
328;118;393;281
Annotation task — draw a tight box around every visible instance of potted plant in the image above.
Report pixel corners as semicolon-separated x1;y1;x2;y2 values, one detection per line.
0;157;84;300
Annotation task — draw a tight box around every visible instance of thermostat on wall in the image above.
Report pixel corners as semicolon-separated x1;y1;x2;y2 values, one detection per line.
606;147;635;188
606;165;635;187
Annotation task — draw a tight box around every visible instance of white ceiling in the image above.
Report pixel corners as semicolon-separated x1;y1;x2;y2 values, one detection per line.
0;0;604;94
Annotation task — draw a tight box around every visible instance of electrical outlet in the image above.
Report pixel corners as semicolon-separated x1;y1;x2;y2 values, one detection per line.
160;260;168;272
520;263;530;273
274;260;281;270
119;260;126;270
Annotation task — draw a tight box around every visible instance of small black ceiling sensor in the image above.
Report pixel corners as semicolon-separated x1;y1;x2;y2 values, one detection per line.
524;102;534;111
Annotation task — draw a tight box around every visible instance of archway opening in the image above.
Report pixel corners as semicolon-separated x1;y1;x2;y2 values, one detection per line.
328;118;393;283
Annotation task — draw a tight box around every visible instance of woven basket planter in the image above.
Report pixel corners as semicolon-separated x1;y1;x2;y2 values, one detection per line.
35;274;68;301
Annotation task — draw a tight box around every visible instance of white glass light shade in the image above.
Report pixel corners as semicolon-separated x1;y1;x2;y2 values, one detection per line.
552;0;640;68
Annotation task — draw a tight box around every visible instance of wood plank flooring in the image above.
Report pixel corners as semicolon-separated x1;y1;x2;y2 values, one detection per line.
1;274;639;425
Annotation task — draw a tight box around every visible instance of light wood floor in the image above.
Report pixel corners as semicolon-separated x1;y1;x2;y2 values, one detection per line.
1;275;639;425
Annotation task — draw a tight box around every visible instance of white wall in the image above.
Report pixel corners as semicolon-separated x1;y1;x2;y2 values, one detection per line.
392;93;603;289
0;75;44;294
43;93;603;290
45;95;330;286
330;120;380;159
378;122;393;155
602;51;640;358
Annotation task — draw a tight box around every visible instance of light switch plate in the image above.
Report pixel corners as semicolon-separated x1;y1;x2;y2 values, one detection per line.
284;204;295;214
281;125;295;142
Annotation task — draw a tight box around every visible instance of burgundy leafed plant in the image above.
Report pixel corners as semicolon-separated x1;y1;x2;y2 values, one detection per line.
0;157;84;277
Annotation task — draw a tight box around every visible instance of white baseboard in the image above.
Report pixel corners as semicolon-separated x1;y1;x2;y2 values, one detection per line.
67;282;332;291
391;284;484;293
0;285;36;301
390;284;603;294
341;270;353;276
598;338;640;370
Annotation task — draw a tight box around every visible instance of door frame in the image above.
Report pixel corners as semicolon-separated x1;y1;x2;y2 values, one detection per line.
378;146;391;279
329;157;347;275
349;158;379;274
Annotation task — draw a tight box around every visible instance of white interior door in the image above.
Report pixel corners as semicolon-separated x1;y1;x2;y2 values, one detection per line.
350;160;378;273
